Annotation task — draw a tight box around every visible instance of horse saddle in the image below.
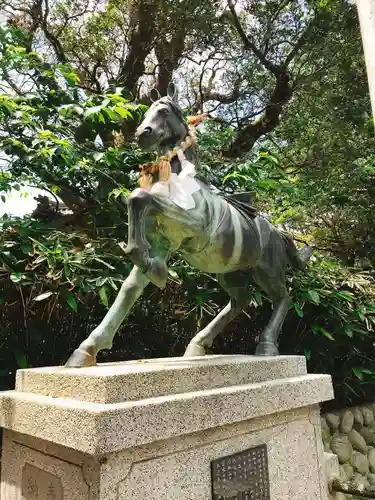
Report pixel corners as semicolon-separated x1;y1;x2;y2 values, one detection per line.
223;191;257;218
227;191;255;205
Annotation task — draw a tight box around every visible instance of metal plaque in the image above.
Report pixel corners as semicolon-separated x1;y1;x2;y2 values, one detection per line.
211;444;270;500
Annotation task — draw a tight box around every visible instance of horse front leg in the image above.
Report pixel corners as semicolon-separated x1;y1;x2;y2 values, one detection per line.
65;266;149;367
124;188;153;271
123;188;169;289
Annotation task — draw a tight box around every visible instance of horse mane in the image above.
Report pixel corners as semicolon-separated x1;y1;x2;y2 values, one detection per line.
154;97;207;127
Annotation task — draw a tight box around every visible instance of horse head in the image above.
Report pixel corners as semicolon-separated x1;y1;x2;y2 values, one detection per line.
135;82;188;153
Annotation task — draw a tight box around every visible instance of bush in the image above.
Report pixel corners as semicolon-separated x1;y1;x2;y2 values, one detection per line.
0;215;374;408
0;26;374;409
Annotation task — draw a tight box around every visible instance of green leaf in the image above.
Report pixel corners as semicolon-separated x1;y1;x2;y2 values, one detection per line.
65;291;78;312
109;186;130;200
254;290;263;306
93;152;104;162
65;72;80;86
294;303;304;317
304;348;311;361
96;277;107;287
345;328;353;338
114;105;132;119
307;290;320;304
39;130;55;140
10;272;22;283
85;105;102;117
223;172;250;184
320;328;335;341
168;269;179;279
335;291;355;301
102;108;119;121
93;257;115;270
196;294;204;306
259;152;279;165
107;278;118;291
360;368;374;375
352;367;364;380
99;286;108;307
358;310;366;322
344;382;360;398
33;291;54;301
14;350;28;369
21;244;32;255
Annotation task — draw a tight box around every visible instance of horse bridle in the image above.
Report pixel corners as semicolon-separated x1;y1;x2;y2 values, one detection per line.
138;99;206;189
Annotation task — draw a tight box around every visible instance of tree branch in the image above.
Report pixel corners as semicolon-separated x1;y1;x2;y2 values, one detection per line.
224;69;293;157
2;70;24;96
40;0;67;63
155;27;185;95
226;0;280;75
285;19;316;65
117;0;158;93
223;3;328;157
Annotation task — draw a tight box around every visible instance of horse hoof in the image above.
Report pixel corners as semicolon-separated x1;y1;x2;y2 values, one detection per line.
255;342;279;356
122;243;138;259
65;348;97;368
146;257;168;289
183;342;206;357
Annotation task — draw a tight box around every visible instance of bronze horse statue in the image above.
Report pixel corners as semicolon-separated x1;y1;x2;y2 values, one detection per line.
66;83;312;367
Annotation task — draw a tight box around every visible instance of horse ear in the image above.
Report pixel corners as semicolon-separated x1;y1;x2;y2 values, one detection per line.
167;82;178;100
150;87;161;102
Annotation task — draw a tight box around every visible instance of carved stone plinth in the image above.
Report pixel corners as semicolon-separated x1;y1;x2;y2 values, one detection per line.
0;355;333;499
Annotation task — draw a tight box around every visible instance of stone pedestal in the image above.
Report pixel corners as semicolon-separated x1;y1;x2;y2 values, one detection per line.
0;355;333;499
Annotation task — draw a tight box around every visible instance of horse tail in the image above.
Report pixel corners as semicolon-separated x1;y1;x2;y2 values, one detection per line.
281;232;312;270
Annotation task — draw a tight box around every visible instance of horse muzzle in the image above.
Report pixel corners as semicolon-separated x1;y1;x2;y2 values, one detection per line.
135;126;161;150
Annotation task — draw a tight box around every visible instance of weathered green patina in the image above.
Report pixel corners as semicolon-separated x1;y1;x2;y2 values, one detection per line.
66;84;312;367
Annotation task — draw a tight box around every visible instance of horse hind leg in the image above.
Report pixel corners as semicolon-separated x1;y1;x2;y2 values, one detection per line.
252;234;312;356
251;266;291;356
255;294;291;356
184;273;248;357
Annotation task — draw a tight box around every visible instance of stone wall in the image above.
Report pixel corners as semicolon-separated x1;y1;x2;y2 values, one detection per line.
321;403;375;492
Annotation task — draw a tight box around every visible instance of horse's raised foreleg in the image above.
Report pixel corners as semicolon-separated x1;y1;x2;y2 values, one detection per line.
65;266;149;367
123;188;178;289
184;273;248;356
124;188;153;271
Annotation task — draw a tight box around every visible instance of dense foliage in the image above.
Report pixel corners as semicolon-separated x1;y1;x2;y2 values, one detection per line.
0;0;374;408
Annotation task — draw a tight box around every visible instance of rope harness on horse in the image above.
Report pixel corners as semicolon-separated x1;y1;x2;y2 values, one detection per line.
138;113;208;189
